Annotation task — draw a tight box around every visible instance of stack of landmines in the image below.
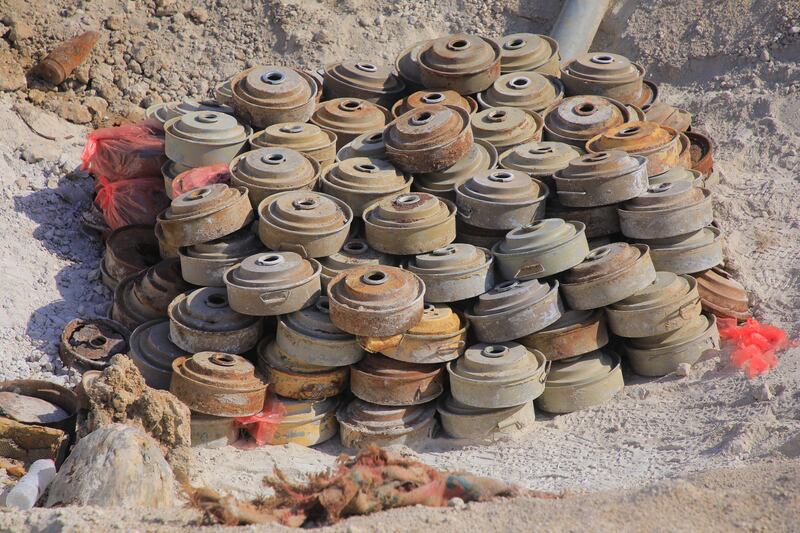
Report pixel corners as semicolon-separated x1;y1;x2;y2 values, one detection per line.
64;33;752;449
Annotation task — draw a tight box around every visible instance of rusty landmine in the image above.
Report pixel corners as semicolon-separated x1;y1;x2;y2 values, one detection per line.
685;130;715;178
311;97;390;150
164;111;251;167
262;362;348;401
59;318;130;371
319;239;397;289
413;139;498;202
694;266;751;320
552;150;648;208
336;398;437;449
363;192;456;255
456;169;548;230
229;147;321;209
497;33;560;76
518;309;609;361
545;199;621;238
101;225;160;289
321;157;412;217
405;243;494;303
391;90;477;119
146;98;235;125
129;319;190;390
418;33;501;95
471;107;544;153
560;52;646;106
323;60;405;109
477;71;564;114
179;222;265;288
230;65;318;128
543;95;632;147
250;122;337;169
618;181;713;240
498;140;580;196
586;121;682;177
0;379;78;435
395;41;427;92
350;354;444;406
336;129;387;161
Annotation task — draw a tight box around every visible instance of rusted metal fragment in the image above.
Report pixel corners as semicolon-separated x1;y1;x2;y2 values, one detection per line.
644;226;723;275
586;121;682;176
102;225;160;290
456;170;547;230
321;157;411;217
477;72;564;114
536;349;623;414
472;107;544;153
179;223;265;287
543;95;632;147
413;140;498;202
685;130;715;178
694;266;751;320
418;34;501;94
619;182;713;239
59;318;130;371
560;52;646;105
251;122;337;169
311;98;389;150
165;111;251;167
405;244;494;303
437;396;535;440
350;355;444;406
230;147;320;208
129;319;190;390
363;192;456;255
552;150;647;207
0;380;77;437
328;265;425;337
170;352;266;417
519;309;608;361
230;66;318;128
319;239;397;289
0;417;68;466
497;33;560;76
323;60;405;109
33;31;100;85
336;399;437;449
112;259;194;330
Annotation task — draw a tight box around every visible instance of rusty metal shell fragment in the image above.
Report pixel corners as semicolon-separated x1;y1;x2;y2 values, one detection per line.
230;65;318;128
448;342;548;409
321;157;412;216
560;52;646;106
694;266;750;320
456;169;548;230
112;259;194;330
257;190;353;258
405;243;494;303
643;226;723;275
223;251;321;316
323;60;405;108
437;396;535;440
179;223;265;287
552;150;647;208
350;355;444;406
561;243;657;310
336;130;386;161
471;107;544;153
518;309;608;361
319;239;397;289
492;219;589;280
164;111;251;167
391;90;477;119
101;225;160;289
336;399;437;449
618;182;713;239
465;279;563;343
311;98;389;150
535;349;623;414
497;33;560;76
230;147;320;208
418;34;501;95
413;139;498;202
543;95;631;147
606;272;702;338
168;286;262;354
586;121;682;176
59;318;130;371
363;192;456;255
250;122;337;169
327;265;425;337
157;184;254;248
129;319;190;390
477;72;564;114
170;352;266;417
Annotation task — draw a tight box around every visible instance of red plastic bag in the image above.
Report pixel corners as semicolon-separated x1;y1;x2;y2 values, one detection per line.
81;120;167;181
95;175;170;229
172;163;232;198
234;395;286;446
719;317;788;378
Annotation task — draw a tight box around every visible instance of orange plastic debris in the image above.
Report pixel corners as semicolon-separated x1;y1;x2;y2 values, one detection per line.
718;317;788;378
172;163;231;198
234;395;286;445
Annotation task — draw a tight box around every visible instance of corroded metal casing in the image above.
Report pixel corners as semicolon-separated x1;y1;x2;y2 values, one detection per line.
543;95;631;147
560;52;646;106
618;182;713;240
405;243;494;303
230;66;318;128
170;352;266;417
456;169;548;230
191;414;237;448
492;219;589;280
157;184;254;248
319;239;397;289
350;354;444;406
321;157;412;217
230;147;320;208
178;223;265;287
685;130;715;179
645;101;692;133
625;313;720;377
498;141;580;196
161;160;193;200
311;98;389;150
518;309;608;361
261;355;348;401
454;220;507;249
645;226;724;275
250;122;337;169
323;60;405;109
155;222;179;259
146;99;235;125
606;272;702;338
164;111;251;167
413;139;498;202
695;266;750;320
471;107;544;153
384;105;474;174
437;396;535;441
102;225;160;289
552;150;648;208
586;121;682;176
395;41;426;92
649;166;704;189
336;130;386;161
223;252;321;316
257;190;353;258
258;338;328;374
112;259;193;330
545;199;620;238
477;72;564;114
418;34;501;95
59;317;130;371
336;399;437;449
214;77;234;106
363;192;456;255
561;243;657;310
535;350;623;414
271;396;339;446
391;90;477;119
168;286;262;354
327;266;425;337
359;303;468;364
497;33;560;76
448;342;548;409
465;279;562;343
277;296;365;368
129;319;189;390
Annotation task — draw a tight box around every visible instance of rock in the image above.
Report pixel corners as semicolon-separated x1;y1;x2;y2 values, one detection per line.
675;362;692;377
0;62;27;91
187;6;209;24
106;14;124;31
448;497;466;509
84;96;109;117
760;49;771;62
8;20;32;43
46;424;176;508
155;0;179;17
54;100;92;124
14;177;29;190
752;382;773;402
791;26;800;34
313;30;334;44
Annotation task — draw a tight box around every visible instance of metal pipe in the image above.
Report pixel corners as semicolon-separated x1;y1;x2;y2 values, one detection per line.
550;0;613;62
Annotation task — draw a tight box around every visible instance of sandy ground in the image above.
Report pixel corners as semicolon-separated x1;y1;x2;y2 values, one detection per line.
0;0;799;530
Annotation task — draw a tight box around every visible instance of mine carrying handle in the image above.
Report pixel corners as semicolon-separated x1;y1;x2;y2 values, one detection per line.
678;298;701;319
435;340;466;356
540;359;552;383
515;262;545;278
495;417;525;431
556;190;587;195
260;290;289;305
279;242;310;258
